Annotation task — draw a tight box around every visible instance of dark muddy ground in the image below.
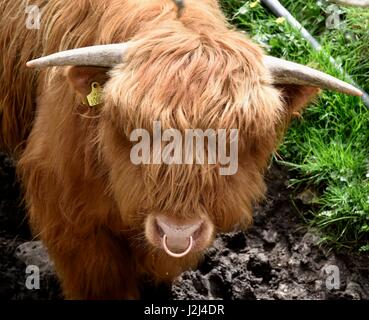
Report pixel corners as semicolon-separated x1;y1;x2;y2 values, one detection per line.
0;151;368;300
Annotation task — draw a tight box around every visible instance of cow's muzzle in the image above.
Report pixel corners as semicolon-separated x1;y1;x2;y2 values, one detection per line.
145;214;214;258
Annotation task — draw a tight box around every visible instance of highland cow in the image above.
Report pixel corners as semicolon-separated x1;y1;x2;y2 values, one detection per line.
0;0;361;299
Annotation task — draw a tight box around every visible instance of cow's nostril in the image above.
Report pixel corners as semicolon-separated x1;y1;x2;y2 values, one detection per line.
192;222;204;241
155;219;165;237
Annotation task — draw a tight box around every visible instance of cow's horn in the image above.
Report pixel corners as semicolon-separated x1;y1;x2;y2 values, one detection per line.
264;56;362;96
26;43;130;68
26;45;362;97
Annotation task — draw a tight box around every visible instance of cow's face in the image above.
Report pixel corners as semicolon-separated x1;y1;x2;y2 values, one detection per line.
99;34;286;260
66;32;318;268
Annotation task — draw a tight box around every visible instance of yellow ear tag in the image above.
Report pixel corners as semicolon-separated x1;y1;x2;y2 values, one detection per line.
86;82;103;107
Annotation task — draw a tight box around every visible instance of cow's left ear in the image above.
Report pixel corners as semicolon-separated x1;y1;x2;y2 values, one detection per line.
66;66;110;96
275;84;321;116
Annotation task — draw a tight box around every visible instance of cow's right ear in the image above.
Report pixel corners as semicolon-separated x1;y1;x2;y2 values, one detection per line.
276;84;320;118
66;66;110;96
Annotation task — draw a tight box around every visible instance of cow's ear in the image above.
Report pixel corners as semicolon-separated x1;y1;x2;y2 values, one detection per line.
66;66;110;96
276;84;320;116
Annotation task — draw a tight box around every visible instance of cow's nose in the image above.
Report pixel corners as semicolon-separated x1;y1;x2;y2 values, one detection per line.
155;215;203;257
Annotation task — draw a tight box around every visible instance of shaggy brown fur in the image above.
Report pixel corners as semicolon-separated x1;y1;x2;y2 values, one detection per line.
0;0;319;299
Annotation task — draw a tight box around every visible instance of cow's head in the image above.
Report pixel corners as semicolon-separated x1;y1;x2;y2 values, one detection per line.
27;32;361;277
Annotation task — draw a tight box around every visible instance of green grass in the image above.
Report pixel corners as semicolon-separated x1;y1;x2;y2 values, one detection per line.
220;0;369;252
